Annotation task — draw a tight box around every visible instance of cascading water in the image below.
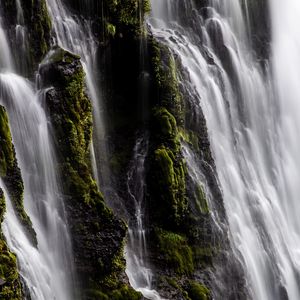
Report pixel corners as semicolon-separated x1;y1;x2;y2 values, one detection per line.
45;0;110;192
150;0;300;299
125;136;163;300
0;6;75;300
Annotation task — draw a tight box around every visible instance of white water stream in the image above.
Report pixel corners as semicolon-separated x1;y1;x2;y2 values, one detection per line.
0;5;75;300
45;0;110;191
124;136;164;300
2;0;300;299
149;0;300;299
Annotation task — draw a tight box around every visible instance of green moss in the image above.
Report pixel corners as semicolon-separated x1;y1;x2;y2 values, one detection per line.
153;107;180;150
194;184;209;215
0;106;14;177
110;285;142;300
47;47;80;65
148;41;188;228
87;239;142;299
43;48;134;298
156;228;194;275
150;107;187;227
147;36;216;296
106;22;116;37
0;190;22;299
150;39;184;125
87;285;141;300
105;0;151;37
186;281;210;300
179;129;200;152
165;276;180;289
0;106;36;246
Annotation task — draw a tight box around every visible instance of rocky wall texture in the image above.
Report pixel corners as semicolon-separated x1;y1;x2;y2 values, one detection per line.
40;47;141;299
0;106;30;300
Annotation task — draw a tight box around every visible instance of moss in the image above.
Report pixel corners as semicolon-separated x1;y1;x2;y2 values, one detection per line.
87;284;142;300
105;0;151;37
186;281;210;300
0;107;14;177
42;47;133;298
0;106;36;246
106;22;116;37
147;40;188;229
0;190;22;299
21;0;52;68
149;107;187;227
153;107;180;150
192;245;214;268
110;285;142;300
150;39;184;125
46;47;80;65
155;228;194;275
179;129;200;152
194;184;209;215
146;35;218;297
165;276;180;289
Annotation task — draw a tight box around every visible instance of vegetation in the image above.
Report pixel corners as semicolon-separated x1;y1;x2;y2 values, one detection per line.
0;106;36;246
41;48;140;299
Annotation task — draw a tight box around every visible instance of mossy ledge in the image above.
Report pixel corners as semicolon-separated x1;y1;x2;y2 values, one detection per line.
0;106;31;298
0;189;22;300
0;105;37;247
40;47;141;299
146;34;248;299
144;38;214;299
65;0;150;39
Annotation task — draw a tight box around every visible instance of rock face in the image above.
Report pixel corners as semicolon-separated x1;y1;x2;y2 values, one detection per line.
40;47;141;299
0;0;270;299
244;0;271;60
0;106;26;300
0;106;36;246
0;190;22;300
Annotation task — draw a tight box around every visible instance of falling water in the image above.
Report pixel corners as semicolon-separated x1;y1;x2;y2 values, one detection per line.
124;136;163;300
0;7;75;300
45;0;110;192
0;15;13;71
150;0;300;299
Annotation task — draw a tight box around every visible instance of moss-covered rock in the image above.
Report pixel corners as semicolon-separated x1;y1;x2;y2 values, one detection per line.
141;37;218;299
150;40;184;125
0;107;14;177
40;47;140;299
0;189;22;300
155;228;194;275
186;280;210;300
147;45;188;229
149;109;188;227
0;106;36;246
66;0;150;39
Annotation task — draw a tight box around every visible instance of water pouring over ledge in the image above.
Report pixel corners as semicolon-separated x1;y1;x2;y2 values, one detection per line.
0;73;76;300
149;0;300;299
0;6;75;299
125;135;165;300
45;0;110;194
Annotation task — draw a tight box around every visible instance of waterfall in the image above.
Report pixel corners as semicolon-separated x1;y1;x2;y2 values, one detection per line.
45;0;110;194
0;8;75;300
149;0;300;299
124;135;164;300
0;14;13;71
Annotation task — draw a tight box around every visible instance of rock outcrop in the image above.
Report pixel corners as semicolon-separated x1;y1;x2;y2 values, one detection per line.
40;47;141;299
